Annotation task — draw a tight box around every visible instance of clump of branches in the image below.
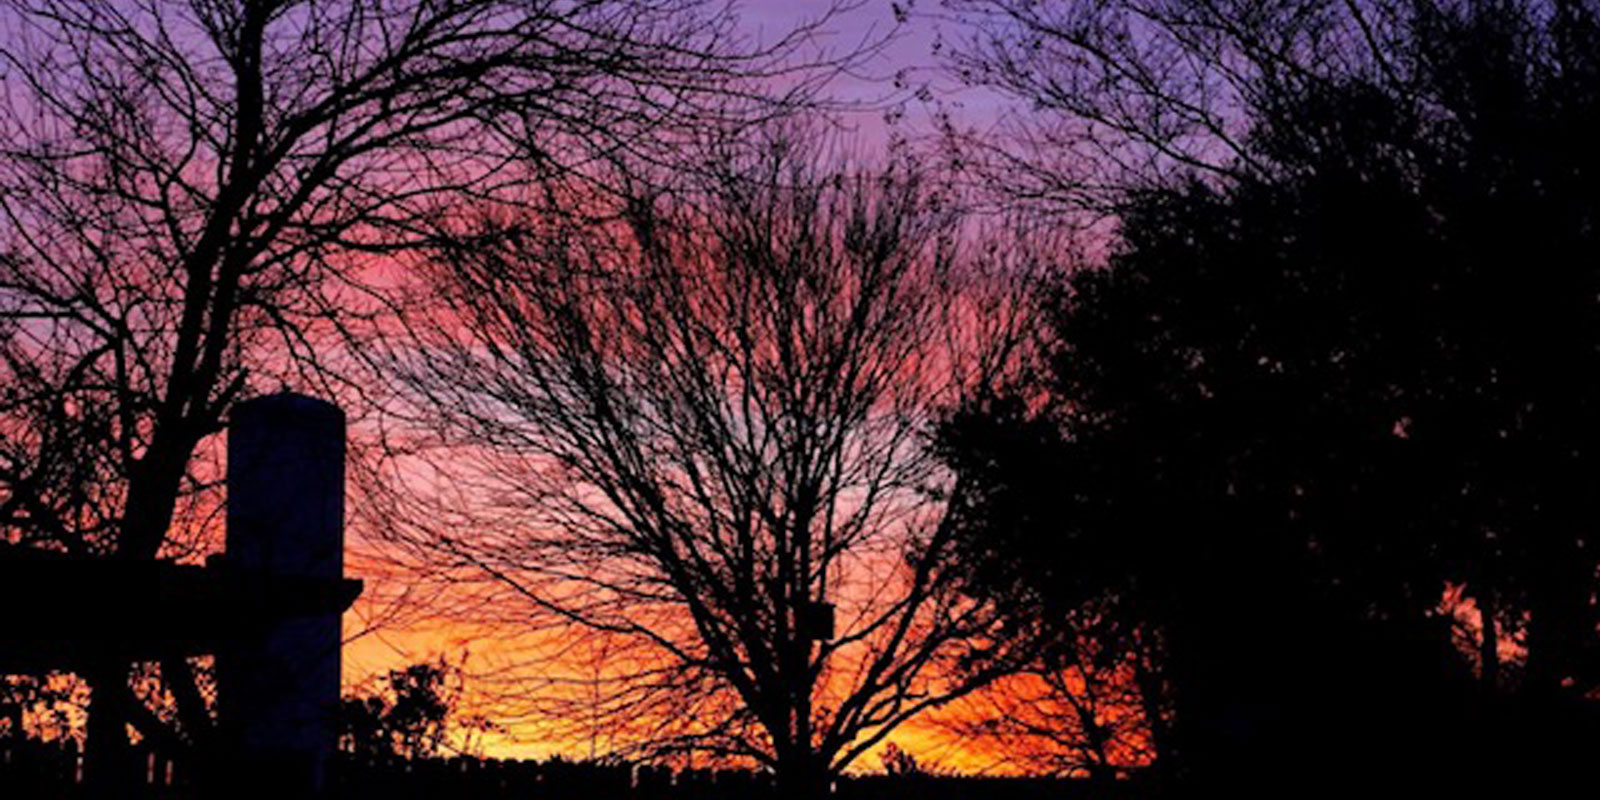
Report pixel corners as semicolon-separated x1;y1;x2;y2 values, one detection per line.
926;618;1159;782
939;0;1577;213
1;673;86;743
340;657;495;760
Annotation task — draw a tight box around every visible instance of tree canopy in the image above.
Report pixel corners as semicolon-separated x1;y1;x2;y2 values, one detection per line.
941;0;1600;793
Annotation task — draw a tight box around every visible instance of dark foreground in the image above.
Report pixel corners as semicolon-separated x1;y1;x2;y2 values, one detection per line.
2;740;1142;799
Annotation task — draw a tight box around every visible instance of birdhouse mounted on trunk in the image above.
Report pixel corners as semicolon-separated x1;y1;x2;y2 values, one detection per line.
801;600;835;641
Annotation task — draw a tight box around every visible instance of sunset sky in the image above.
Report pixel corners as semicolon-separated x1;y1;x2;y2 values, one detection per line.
10;1;1598;795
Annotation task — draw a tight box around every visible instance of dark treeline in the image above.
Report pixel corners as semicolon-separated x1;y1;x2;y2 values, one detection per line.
940;0;1600;796
1;737;1143;800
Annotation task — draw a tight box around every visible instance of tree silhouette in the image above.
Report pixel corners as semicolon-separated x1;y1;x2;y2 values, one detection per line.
382;132;1036;798
0;0;854;789
942;0;1600;793
340;659;474;760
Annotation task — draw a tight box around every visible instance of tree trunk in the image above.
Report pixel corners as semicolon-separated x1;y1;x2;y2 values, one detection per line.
84;664;131;799
1478;584;1499;695
1132;656;1171;772
1523;548;1587;703
775;752;830;800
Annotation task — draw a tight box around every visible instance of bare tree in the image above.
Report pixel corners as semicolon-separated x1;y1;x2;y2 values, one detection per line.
382;132;1035;797
0;0;853;787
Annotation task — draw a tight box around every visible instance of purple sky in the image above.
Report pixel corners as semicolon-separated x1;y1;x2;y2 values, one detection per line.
734;1;1011;153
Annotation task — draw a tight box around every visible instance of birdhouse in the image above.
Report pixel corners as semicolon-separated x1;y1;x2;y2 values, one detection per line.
801;601;835;641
